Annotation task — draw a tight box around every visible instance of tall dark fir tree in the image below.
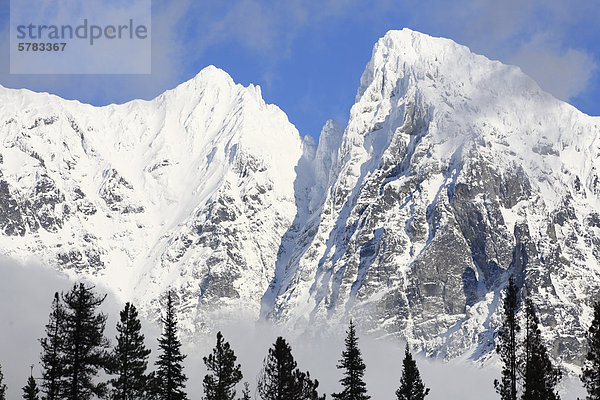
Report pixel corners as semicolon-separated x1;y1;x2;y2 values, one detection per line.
61;283;111;400
110;302;152;400
39;292;66;400
332;320;370;400
258;337;299;400
257;336;324;400
396;344;429;400
521;298;561;400
203;331;243;400
495;276;520;400
155;290;188;400
581;301;600;400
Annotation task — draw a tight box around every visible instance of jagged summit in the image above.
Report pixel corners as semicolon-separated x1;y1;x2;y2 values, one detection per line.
359;28;540;101
347;28;599;210
163;65;264;103
188;64;234;83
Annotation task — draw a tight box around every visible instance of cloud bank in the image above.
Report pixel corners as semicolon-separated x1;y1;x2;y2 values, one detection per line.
0;257;587;399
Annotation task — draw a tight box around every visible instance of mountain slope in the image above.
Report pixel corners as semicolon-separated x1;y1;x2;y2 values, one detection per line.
1;29;600;368
262;29;600;367
0;66;303;332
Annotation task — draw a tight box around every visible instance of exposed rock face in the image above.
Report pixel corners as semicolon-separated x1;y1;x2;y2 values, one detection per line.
1;29;600;368
261;29;600;367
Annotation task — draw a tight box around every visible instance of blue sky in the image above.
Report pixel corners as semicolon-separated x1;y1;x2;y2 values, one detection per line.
0;0;598;140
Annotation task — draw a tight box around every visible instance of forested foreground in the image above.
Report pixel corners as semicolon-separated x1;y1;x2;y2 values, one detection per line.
0;279;599;400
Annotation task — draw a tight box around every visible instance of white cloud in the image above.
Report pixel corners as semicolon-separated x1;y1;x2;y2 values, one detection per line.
508;34;597;101
0;257;124;399
409;0;599;102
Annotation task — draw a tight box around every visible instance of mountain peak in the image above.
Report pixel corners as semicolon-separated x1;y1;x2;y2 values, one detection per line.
168;65;235;94
355;28;563;127
358;29;477;101
164;64;265;108
191;65;235;84
380;28;461;52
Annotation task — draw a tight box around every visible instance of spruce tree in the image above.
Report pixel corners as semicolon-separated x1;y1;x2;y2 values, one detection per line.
40;292;66;400
203;331;243;400
257;336;298;400
257;336;324;400
495;276;520;400
155;290;188;400
396;344;429;400
22;372;41;400
332;320;370;400
0;362;6;400
521;299;561;400
61;283;111;400
110;302;152;400
582;301;600;400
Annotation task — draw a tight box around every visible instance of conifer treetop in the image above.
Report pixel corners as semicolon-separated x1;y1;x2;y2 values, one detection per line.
396;344;429;400
155;290;188;400
202;331;243;400
22;372;41;400
332;320;370;400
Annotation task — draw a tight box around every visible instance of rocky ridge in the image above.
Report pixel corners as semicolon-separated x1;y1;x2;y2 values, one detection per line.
1;29;599;369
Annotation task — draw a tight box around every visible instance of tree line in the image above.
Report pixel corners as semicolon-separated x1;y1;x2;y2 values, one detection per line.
0;283;428;400
495;276;600;400
1;279;600;399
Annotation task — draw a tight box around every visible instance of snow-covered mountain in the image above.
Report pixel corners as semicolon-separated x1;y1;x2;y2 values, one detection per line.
263;29;600;369
1;28;599;368
0;66;303;333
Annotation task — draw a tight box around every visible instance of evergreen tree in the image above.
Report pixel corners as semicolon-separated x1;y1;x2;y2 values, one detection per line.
39;292;66;400
396;344;429;400
582;301;600;400
257;337;298;400
332;320;370;400
155;290;188;400
61;283;111;400
495;276;520;400
521;299;561;400
22;372;41;400
0;362;6;400
202;331;243;400
110;302;152;400
257;337;324;400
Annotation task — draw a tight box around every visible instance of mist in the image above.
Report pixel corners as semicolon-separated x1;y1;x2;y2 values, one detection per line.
0;257;587;399
0;257;124;399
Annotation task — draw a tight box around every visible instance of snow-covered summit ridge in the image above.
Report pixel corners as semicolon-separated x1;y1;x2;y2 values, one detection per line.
348;28;600;209
360;28;546;104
